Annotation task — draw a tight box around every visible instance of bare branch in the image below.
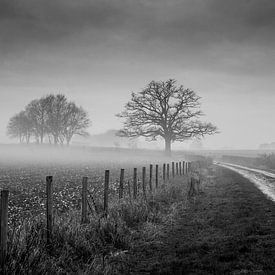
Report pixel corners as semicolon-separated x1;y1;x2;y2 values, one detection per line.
117;79;218;154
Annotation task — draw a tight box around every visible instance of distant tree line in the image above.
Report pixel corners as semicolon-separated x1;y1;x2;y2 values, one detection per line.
7;94;90;146
6;79;217;153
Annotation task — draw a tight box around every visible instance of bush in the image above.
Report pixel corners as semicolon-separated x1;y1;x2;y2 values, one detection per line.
257;153;275;170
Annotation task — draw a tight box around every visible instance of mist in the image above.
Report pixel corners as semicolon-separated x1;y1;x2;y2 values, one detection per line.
1;0;275;150
0;2;275;273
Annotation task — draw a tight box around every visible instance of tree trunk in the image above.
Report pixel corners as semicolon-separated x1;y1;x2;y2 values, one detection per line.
66;134;73;147
26;134;30;144
54;136;58;145
164;138;171;156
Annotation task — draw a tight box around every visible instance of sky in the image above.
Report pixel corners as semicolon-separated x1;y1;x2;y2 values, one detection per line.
0;0;274;149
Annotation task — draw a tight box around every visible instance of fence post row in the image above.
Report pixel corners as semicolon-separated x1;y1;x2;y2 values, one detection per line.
133;168;137;199
81;177;88;224
119;169;124;199
0;190;9;269
46;176;53;245
142;167;146;198
1;158;192;262
104;170;109;216
155;164;159;189
163;163;166;182
172;162;175;178
182;161;185;175
149;164;153;192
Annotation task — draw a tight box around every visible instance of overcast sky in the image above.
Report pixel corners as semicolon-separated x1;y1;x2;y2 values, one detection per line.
0;0;274;149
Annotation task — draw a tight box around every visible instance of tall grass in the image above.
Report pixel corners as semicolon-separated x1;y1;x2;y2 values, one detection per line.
3;177;189;274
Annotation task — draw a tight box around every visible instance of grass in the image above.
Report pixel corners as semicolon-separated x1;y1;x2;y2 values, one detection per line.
2;163;275;274
2;176;189;274
126;166;275;274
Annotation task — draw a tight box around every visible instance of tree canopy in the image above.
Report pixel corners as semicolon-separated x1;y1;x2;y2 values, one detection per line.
7;94;90;145
117;79;217;155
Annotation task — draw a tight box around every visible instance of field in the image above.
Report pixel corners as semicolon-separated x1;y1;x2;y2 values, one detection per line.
0;145;274;274
0;145;192;225
0;145;198;274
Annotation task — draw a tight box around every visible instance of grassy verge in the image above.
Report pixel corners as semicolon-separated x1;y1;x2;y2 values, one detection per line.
3;176;189;274
126;166;275;274
3;165;275;274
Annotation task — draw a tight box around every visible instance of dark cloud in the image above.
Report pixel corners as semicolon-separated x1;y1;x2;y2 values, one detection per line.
1;0;275;43
0;0;274;75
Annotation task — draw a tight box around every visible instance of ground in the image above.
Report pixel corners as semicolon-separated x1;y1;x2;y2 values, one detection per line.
127;166;275;274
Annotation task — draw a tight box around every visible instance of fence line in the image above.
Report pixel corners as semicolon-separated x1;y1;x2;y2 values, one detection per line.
155;164;159;189
103;170;110;216
0;159;192;269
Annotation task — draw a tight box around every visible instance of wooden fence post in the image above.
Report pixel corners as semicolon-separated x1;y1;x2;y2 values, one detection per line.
46;176;53;245
172;162;175;178
142;167;146;198
155;164;159;189
183;161;186;175
133;168;137;199
163;163;166;182
179;161;182;175
149;164;153;192
167;163;170;181
119;169;124;199
81;177;88;223
0;190;9;269
104;170;110;216
176;162;179;175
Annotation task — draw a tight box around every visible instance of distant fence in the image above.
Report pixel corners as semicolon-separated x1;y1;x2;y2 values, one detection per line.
0;160;193;267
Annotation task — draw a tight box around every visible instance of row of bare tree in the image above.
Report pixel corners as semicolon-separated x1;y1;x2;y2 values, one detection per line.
7;79;217;153
7;94;90;145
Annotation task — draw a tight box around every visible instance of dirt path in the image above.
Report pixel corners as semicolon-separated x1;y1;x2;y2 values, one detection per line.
217;162;275;202
127;167;275;274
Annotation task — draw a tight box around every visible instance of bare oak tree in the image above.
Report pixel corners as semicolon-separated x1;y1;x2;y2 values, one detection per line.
117;79;217;155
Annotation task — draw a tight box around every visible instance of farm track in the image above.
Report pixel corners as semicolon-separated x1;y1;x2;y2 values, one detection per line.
216;162;275;202
127;167;275;274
